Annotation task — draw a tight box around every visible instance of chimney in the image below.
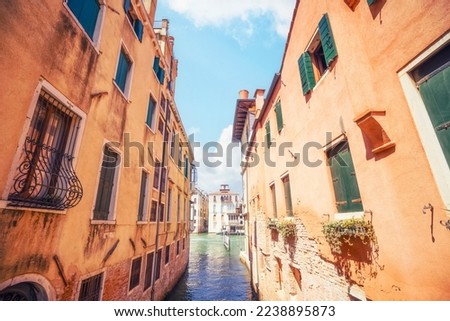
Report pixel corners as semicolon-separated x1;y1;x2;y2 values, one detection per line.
239;89;249;99
144;0;157;26
254;89;265;115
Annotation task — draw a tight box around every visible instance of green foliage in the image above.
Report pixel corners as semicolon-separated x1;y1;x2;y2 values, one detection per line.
276;219;296;238
322;218;376;254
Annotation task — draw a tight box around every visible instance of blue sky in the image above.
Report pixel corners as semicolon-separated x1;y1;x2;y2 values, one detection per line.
155;0;296;194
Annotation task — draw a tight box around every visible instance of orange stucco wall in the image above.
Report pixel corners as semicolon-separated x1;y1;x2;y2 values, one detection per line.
241;0;450;300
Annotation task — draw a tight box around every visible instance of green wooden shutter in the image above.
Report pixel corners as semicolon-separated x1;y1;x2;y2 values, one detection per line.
275;101;283;132
418;65;450;167
138;171;148;221
146;96;155;127
123;0;131;12
265;121;271;147
134;19;144;42
93;146;118;220
283;177;293;217
367;0;377;5
153;56;160;74
319;13;338;67
67;0;100;40
328;142;363;213
115;49;130;92
158;67;165;84
298;52;316;95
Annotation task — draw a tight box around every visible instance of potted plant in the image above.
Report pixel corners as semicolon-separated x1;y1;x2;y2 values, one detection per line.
276;218;296;239
322;218;376;255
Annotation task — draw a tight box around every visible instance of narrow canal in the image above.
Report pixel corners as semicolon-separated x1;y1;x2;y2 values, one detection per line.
165;233;255;301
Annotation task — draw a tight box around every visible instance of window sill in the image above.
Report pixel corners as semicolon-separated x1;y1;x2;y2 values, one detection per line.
145;124;156;134
333;211;364;221
90;219;116;225
137;221;148;225
0;200;67;215
311;69;331;94
112;81;130;102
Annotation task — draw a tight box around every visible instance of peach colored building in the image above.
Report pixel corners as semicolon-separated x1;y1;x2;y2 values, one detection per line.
0;0;194;300
233;0;450;300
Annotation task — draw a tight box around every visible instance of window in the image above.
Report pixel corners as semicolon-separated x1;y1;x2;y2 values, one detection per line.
150;200;158;222
265;121;271;147
270;184;277;218
165;245;170;265
146;95;157;129
178;145;183;168
129;256;142;291
282;175;293;217
176;240;180;256
7;87;83;210
160;94;167;115
167;188;172;221
170;131;176;159
93;145;120;221
159;203;165;222
158;117;165;134
137;171;149;221
152;56;165;84
114;47;133;97
298;13;338;95
123;0;144;42
144;252;154;290
161;167;167;192
78;273;103;301
274;101;284;132
177;193;181;222
327;141;363;213
66;0;101;41
184;156;189;178
153;160;161;189
155;249;162;280
182;237;186;250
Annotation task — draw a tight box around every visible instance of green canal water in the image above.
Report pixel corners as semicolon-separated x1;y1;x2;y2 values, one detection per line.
165;233;255;301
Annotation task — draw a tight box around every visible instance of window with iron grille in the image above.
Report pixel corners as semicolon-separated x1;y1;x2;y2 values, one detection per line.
150;200;158;222
129;256;142;291
78;272;103;301
8;89;83;210
137;171;149;221
143;252;154;290
165;245;170;265
93;145;120;220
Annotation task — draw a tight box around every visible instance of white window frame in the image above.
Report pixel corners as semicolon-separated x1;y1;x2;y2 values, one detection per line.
1;79;86;213
398;32;450;209
63;0;106;51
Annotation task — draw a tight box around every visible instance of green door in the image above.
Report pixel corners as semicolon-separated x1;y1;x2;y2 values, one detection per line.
416;45;450;167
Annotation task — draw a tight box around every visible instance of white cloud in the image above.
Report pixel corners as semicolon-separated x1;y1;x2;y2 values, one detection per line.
194;125;242;194
165;0;296;38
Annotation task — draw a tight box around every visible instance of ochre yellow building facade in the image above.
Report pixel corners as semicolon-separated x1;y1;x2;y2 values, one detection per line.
0;0;193;300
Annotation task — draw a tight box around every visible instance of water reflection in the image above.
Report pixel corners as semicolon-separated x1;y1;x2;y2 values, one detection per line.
165;233;255;301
